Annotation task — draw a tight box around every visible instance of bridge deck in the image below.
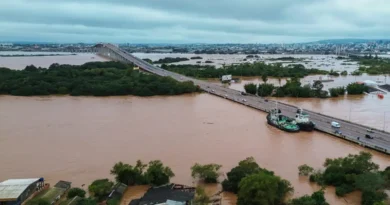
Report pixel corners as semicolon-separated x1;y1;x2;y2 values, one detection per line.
98;43;390;155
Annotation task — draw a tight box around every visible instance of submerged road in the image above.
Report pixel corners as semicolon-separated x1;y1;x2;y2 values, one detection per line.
100;43;390;154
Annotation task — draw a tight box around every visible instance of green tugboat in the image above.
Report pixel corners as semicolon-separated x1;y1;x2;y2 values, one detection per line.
267;108;300;132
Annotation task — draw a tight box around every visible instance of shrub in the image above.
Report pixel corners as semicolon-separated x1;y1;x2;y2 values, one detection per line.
67;188;86;199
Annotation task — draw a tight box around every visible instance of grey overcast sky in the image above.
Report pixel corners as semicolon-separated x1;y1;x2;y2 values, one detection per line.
0;0;389;43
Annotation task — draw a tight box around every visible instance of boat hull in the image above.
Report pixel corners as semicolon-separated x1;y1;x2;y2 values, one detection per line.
267;114;300;133
296;122;315;131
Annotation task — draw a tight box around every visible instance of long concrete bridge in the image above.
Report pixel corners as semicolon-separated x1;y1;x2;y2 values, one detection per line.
95;43;390;155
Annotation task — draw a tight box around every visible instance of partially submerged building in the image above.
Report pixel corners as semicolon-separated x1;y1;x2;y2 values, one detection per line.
129;184;195;205
108;183;127;200
34;180;71;204
0;178;45;205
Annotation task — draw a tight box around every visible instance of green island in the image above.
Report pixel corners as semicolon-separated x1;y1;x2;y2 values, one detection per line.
153;57;190;64
244;76;367;98
349;55;390;75
161;63;328;78
0;61;199;96
299;151;390;205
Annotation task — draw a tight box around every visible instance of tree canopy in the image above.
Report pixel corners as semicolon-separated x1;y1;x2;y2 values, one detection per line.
88;179;114;201
145;160;175;186
162;63;328;79
298;164;314;176
0;61;199;96
222;157;274;194
244;83;257;95
289;190;329;205
67;187;86;199
111;160;174;186
237;172;293;205
306;152;389;205
346;83;369;95
191;163;222;183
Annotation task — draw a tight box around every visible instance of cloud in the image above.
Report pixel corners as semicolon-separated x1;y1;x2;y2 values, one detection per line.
0;0;389;43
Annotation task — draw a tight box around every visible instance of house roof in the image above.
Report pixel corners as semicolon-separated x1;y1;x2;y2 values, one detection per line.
108;183;127;199
54;181;72;190
0;178;40;201
136;184;194;205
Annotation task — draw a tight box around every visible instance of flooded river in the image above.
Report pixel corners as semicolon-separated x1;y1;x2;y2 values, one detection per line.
1;94;390;205
1;53;390;204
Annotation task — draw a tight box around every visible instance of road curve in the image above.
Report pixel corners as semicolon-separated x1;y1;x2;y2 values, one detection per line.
99;43;390;155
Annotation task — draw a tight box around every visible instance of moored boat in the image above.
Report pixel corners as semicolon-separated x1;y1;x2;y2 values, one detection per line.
267;109;300;132
295;108;315;131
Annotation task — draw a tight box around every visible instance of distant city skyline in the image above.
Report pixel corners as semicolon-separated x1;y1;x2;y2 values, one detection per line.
0;0;389;43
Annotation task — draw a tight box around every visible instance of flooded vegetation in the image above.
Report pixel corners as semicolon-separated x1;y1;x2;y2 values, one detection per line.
1;53;390;204
2;94;390;204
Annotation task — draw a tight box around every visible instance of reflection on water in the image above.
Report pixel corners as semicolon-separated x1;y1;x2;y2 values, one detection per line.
1;94;390;205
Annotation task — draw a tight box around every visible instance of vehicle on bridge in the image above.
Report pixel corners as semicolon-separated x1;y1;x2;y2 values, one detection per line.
331;121;341;128
365;134;374;139
267;109;300;133
367;128;375;133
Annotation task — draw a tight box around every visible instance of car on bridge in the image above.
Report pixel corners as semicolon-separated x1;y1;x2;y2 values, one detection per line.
367;128;375;133
331;121;341;128
365;134;374;139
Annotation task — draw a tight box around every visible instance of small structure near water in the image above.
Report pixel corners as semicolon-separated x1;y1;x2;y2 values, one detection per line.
0;178;45;205
32;180;71;205
129;184;195;205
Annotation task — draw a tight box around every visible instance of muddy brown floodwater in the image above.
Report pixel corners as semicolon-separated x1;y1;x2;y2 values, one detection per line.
1;94;390;205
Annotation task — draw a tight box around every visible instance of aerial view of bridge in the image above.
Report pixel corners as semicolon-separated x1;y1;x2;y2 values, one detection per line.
95;43;390;155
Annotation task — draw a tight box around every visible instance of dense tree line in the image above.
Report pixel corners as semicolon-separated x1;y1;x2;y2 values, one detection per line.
190;56;203;59
350;55;390;75
243;83;257;95
329;86;346;97
301;152;390;205
222;157;293;205
153;57;189;64
221;157;328;205
289;190;329;205
347;83;369;95
0;61;199;96
162;63;328;79
328;69;340;76
244;78;329;98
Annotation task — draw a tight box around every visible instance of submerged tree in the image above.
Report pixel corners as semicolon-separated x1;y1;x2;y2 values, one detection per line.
145;160;175;186
237;172;293;205
191;163;222;183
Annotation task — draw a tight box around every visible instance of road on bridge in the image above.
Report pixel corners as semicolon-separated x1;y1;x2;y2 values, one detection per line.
101;44;390;154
